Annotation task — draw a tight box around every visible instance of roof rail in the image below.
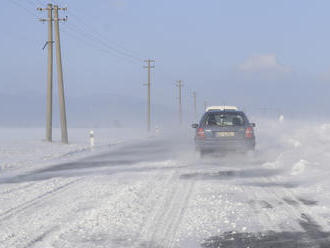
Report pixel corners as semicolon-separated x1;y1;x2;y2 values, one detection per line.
206;106;238;111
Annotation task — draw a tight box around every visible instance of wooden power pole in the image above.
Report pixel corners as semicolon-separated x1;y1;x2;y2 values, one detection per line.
144;59;155;132
176;80;183;125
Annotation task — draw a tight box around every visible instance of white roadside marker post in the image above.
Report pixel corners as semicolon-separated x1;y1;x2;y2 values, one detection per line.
155;126;160;136
279;115;284;123
89;130;95;148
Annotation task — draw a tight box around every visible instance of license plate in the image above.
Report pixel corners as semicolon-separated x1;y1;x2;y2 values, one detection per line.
216;132;235;137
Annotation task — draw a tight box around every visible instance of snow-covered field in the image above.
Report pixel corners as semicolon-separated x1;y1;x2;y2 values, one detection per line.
0;127;146;172
1;119;330;247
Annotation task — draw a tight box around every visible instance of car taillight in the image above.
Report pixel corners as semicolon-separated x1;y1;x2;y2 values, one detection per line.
197;128;205;138
245;126;254;138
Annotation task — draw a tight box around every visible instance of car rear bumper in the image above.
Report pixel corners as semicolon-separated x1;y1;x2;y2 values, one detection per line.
196;138;255;152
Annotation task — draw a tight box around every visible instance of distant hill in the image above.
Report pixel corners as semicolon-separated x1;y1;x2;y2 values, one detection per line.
0;92;176;128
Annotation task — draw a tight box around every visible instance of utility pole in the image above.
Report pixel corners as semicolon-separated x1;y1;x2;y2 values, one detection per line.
176;80;183;125
204;100;207;111
54;5;68;144
38;4;53;142
193;91;197;120
38;4;68;144
144;59;155;132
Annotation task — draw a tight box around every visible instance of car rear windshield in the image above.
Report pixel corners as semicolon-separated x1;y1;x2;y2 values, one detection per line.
204;112;246;127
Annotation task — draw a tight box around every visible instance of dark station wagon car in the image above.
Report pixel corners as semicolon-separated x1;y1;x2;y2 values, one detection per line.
192;106;256;156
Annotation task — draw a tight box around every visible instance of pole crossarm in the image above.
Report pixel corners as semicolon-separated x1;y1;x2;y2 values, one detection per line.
176;80;184;88
37;5;67;22
39;18;67;22
37;7;67;11
143;60;155;69
37;7;52;11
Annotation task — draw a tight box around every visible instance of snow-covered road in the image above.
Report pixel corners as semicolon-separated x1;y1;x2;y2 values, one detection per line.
1;121;330;247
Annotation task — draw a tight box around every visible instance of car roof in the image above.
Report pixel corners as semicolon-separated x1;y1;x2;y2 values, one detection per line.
206;105;238;111
206;110;245;114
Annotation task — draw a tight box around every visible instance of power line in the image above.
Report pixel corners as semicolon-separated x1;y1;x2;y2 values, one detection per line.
68;10;143;61
61;25;140;65
23;0;39;8
8;0;143;63
64;10;143;62
8;0;38;17
61;21;142;62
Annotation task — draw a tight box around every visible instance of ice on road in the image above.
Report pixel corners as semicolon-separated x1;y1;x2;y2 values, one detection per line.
1;120;330;247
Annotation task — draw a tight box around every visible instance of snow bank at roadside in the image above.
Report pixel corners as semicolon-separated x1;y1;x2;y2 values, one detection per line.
256;118;330;186
0;127;146;172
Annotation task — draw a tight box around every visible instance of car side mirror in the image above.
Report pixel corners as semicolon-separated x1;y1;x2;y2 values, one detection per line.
251;123;256;127
192;123;198;128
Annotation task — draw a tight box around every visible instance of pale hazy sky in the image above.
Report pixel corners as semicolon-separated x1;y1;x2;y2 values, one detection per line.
2;0;330;118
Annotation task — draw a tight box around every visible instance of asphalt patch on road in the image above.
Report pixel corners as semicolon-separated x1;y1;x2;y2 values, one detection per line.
242;181;298;189
181;168;281;181
0;137;186;183
0;164;187;184
248;200;273;209
299;198;318;206
260;200;273;209
201;214;330;248
283;197;299;206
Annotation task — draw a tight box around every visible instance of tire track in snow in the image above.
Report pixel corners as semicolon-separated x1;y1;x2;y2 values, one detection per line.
0;178;82;222
131;170;177;248
165;180;195;248
51;166;175;248
0;182;36;195
22;226;58;248
138;169;195;248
